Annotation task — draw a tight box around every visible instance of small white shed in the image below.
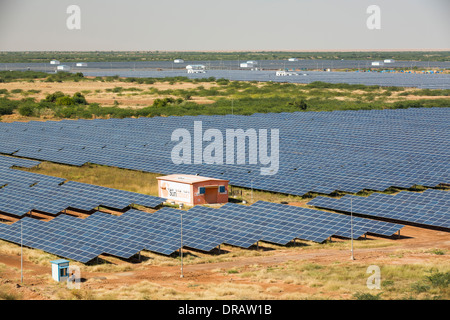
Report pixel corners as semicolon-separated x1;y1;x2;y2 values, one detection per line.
51;259;70;282
57;65;71;72
186;65;206;73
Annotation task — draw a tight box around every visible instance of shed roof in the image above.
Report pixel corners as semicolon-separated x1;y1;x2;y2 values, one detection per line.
157;174;228;184
50;259;70;265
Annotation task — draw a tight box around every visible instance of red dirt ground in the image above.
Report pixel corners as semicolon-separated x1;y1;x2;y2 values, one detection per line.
0;225;448;300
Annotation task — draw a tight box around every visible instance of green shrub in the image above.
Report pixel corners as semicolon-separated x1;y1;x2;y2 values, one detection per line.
410;282;430;293
353;292;383;300
216;78;230;85
18;102;37;116
43;91;65;103
0;98;19;115
427;272;449;288
72;92;88;105
55;96;75;106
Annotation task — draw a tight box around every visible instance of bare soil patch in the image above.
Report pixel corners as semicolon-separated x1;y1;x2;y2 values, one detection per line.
1;224;448;300
0;80;217;109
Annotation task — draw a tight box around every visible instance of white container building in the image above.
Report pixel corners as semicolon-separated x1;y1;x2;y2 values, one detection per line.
51;259;70;282
56;65;71;72
276;70;299;76
186;65;206;73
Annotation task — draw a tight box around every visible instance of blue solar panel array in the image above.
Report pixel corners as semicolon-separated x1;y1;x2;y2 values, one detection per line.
0;155;40;169
0;108;448;198
307;189;450;230
0;201;403;263
0;166;165;217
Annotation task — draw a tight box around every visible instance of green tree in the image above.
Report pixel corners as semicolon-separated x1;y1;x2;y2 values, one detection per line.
44;91;65;103
288;98;308;110
18;103;36;117
55;96;75;106
72;92;88;105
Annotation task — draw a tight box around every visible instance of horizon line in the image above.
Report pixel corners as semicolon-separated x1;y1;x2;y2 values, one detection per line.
1;49;450;53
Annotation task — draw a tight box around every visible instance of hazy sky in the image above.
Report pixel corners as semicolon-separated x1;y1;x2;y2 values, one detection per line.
0;0;449;51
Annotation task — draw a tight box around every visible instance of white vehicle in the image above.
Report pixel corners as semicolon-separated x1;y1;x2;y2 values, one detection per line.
174;59;184;63
50;60;60;65
76;62;88;67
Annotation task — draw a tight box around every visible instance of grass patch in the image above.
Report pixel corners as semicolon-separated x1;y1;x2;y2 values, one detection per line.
0;285;23;300
21;162;160;196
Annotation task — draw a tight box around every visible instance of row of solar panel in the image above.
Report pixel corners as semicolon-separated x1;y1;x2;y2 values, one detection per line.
0;155;40;169
307;189;450;229
0;200;404;263
2;143;446;196
1;108;448;197
0;166;166;216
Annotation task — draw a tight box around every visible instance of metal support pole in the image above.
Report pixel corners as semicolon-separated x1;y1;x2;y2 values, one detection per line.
21;219;23;284
180;212;184;278
350;198;355;260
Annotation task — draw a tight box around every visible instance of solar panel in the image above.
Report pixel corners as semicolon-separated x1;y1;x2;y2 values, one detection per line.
0;195;405;263
0;168;165;217
0;217;103;263
1;108;448;198
307;189;450;230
